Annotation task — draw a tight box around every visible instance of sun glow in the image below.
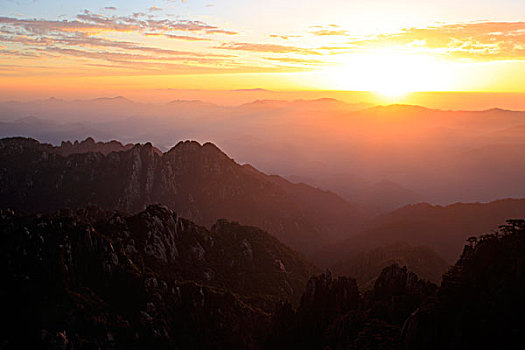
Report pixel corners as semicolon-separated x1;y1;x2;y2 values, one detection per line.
320;50;454;99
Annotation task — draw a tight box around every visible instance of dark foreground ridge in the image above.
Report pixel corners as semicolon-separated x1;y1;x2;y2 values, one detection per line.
0;205;315;349
1;205;523;349
402;219;525;349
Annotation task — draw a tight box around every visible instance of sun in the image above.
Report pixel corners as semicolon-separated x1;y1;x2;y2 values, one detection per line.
321;50;452;98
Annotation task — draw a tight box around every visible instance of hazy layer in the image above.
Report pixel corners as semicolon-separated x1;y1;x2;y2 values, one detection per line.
1;96;524;210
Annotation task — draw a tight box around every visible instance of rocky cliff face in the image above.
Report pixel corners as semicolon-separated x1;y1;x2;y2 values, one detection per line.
366;264;437;326
0;137;365;257
0;205;316;349
56;137;143;156
266;264;436;349
401;219;525;350
2;198;517;349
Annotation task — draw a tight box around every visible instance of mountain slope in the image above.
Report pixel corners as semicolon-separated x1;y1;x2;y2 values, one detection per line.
0;137;366;257
0;204;316;348
402;219;525;350
322;199;525;265
331;243;450;289
266;264;437;349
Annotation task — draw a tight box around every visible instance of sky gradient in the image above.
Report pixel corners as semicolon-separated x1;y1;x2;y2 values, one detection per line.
1;0;524;103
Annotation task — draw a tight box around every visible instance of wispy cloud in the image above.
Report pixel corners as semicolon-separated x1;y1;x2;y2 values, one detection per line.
0;10;238;35
164;34;211;41
145;32;211;41
269;34;301;40
262;56;325;65
348;21;525;60
0;30;230;57
0;10;320;76
311;30;348;36
215;42;321;55
3;8;521;80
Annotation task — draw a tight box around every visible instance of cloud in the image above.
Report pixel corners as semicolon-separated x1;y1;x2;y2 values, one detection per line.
0;11;316;76
269;34;301;40
349;21;525;61
149;6;162;12
164;34;211;41
215;42;321;55
145;32;210;41
0;11;237;36
43;46;229;65
310;29;349;36
205;29;238;35
262;56;325;65
103;7;117;11
0;29;230;57
0;48;39;58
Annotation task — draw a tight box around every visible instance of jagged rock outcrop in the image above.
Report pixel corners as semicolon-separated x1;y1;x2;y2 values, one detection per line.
0;205;316;349
0;137;365;257
266;271;360;349
373;264;436;302
266;264;437;350
401;219;525;350
57;137;145;156
331;242;449;289
366;264;437;325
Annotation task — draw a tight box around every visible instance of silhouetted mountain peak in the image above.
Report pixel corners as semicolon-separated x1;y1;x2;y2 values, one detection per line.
301;271;359;312
167;140;232;164
90;95;132;103
481;107;512;113
82;136;95;144
58;137;140;156
374;264;436;301
367;104;434;113
0;137;363;257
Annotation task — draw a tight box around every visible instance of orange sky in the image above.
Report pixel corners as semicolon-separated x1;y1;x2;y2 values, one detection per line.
1;1;524;106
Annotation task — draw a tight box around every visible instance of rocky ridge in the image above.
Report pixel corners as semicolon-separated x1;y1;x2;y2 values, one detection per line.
0;205;316;349
402;219;525;350
0;137;364;257
266;264;436;349
331;242;450;289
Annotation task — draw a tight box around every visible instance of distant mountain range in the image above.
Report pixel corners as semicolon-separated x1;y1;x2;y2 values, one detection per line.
2;98;524;207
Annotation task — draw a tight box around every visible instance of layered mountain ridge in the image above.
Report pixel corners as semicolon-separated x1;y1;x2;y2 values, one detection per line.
331;242;450;289
0;204;316;349
317;198;525;267
0;203;441;349
2;201;523;348
0;137;365;258
402;219;525;349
